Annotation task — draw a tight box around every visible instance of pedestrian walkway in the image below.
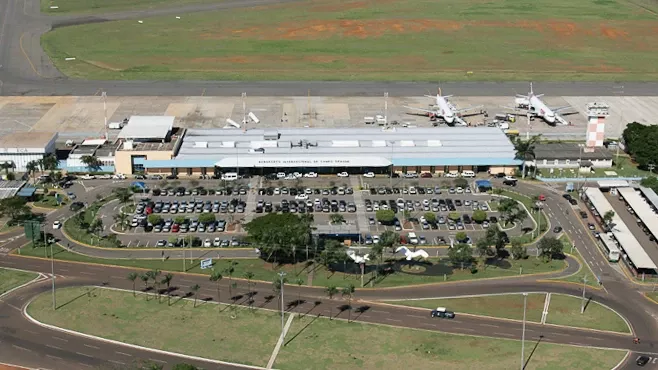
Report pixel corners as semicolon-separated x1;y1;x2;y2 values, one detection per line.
350;177;369;234
244;187;258;223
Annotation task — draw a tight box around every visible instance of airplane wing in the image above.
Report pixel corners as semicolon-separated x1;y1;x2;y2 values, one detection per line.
549;105;572;112
455;105;484;114
403;106;438;115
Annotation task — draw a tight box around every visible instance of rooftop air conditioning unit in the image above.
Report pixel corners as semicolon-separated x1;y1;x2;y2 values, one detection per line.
123;141;134;150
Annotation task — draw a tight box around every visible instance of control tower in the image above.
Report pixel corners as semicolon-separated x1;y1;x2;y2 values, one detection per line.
585;102;609;148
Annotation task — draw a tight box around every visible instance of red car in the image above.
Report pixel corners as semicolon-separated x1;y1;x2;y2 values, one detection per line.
172;224;179;233
539;194;546;201
420;173;432;178
145;207;153;215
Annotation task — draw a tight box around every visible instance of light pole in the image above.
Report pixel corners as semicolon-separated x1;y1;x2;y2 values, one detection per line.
580;276;587;314
278;271;286;335
50;239;56;310
520;292;528;370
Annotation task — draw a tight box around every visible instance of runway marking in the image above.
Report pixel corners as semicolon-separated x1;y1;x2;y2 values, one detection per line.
79;363;93;368
116;351;132;357
52;336;68;342
59;268;69;272
384;317;403;323
479;324;499;328
46;344;62;350
459;328;476;332
19;32;44;78
84;344;100;349
76;352;93;358
149;358;167;364
111;276;124;279
25;329;38;334
12;344;31;352
46;354;62;360
79;272;95;276
493;332;515;337
109;360;126;365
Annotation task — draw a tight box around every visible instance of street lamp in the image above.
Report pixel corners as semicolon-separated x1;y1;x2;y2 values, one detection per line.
48;237;56;310
581;276;588;314
278;271;286;335
520;292;528;370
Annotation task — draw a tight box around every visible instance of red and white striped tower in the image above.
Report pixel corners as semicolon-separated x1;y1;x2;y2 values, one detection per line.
585;102;609;148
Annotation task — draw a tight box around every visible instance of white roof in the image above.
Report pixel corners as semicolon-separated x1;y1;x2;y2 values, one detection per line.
215;156;391;168
117;116;174;140
618;187;658;240
81;139;106;146
597;180;629;188
585;188;657;270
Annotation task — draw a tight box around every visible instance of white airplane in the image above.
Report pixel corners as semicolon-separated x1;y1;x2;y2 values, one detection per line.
404;89;484;126
507;83;576;125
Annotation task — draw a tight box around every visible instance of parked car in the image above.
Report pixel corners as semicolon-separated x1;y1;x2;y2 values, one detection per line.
304;172;318;178
430;307;455;319
337;172;349;177
363;172;375;178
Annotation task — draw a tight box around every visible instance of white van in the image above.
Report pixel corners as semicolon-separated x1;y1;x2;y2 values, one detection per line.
221;172;238;181
461;170;475;178
408;232;418;245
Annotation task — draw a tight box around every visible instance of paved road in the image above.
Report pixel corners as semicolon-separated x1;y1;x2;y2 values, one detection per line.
2;0;658;96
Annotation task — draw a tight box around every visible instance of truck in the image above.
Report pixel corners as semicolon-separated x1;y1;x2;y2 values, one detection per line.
108;118;129;130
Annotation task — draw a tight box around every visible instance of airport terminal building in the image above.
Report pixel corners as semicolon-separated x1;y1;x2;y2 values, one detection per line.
114;124;520;176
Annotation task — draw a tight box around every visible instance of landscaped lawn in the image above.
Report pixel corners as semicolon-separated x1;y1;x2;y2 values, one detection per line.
538;155;649;179
41;0;658;81
40;0;223;14
18;243;566;288
386;293;547;322
646;293;658;304
28;287;282;367
387;292;631;333
491;189;548;243
0;268;38;295
63;198;119;249
277;314;627;370
28;286;628;370
545;294;631;333
33;194;65;209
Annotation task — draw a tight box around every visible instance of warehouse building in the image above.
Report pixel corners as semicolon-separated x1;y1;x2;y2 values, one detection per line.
119;126;520;176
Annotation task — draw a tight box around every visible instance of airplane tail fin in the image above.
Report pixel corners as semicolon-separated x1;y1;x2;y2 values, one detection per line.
530;82;534;96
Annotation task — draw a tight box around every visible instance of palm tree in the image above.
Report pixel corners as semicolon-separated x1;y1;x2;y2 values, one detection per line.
244;271;255;307
223;260;237;299
81;155;102;172
209;271;223;309
341;284;355;323
25;161;38;183
330;213;345;225
191;284;200;307
325;285;338;320
114;212;129;231
296;278;304;314
150;269;162;302
513;135;541;179
113;187;133;206
140;273;150;299
161;273;173;305
41;154;59;172
127;272;138;297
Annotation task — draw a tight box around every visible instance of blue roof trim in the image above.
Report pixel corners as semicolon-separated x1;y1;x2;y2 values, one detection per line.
391;158;521;166
140;159;217;168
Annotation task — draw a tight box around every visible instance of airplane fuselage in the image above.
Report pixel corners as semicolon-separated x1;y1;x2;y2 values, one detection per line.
529;95;556;123
436;96;455;123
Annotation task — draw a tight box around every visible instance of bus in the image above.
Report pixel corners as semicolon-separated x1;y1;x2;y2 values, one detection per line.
599;233;621;262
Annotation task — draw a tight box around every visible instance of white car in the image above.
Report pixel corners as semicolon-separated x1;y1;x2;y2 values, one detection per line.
372;235;380;244
98;174;112;180
295;194;309;200
52;221;62;229
274;188;281;195
204;239;212;247
363;172;375;178
504;176;517;182
314;198;321;205
292;172;303;179
80;174;95;180
445;172;458;178
276;172;286;179
304;172;318;178
456;187;464;193
337;172;349;177
213;237;221;247
284;174;296;180
112;173;126;180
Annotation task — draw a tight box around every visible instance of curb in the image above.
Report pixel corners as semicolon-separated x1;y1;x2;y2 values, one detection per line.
642;293;658;305
22;295;266;370
0;268;44;299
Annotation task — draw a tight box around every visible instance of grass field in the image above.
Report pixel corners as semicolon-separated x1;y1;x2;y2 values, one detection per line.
41;0;658;81
0;268;38;295
41;0;222;14
18;243;566;288
552;235;600;288
544;294;630;333
28;287;282;367
28;287;627;370
387;292;631;333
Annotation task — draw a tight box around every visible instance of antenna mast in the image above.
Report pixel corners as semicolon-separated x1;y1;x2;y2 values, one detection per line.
242;92;246;132
102;91;108;140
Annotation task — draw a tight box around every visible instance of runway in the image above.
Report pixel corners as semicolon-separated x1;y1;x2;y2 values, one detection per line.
1;0;658;97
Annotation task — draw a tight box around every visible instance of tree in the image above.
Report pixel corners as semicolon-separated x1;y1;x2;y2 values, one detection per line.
113;187;133;205
318;239;345;272
209;271;223;309
622;122;658;170
198;213;216;225
172;364;200;370
149;269;162;302
191;284;200;307
174;216;187;225
498;198;527;227
513;134;541;179
127;272;138;297
223;260;238;299
537;236;564;260
423;212;436;224
448;243;473;269
244;213;311;266
148;214;163;226
475;238;492;266
296;278;304;312
161;273;173;305
641;176;658;192
189;179;200;188
379;230;400;251
41;154;59;172
602;210;615;226
453;178;468;188
510;238;528;260
325;285;338;320
80;155;103;172
330;213;345;225
140;273;150;298
114;212;129;231
376;209;396;224
25;160;39;182
0;196;31;222
448;212;460;222
455;231;468;243
88;218;103;236
472;210;487;223
341;284;355;323
244;271;255;307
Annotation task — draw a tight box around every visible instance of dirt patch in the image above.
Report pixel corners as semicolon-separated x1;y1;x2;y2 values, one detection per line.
83;60;123;71
600;25;629;40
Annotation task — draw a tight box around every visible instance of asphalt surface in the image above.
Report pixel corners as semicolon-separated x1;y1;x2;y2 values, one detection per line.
2;0;658;96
